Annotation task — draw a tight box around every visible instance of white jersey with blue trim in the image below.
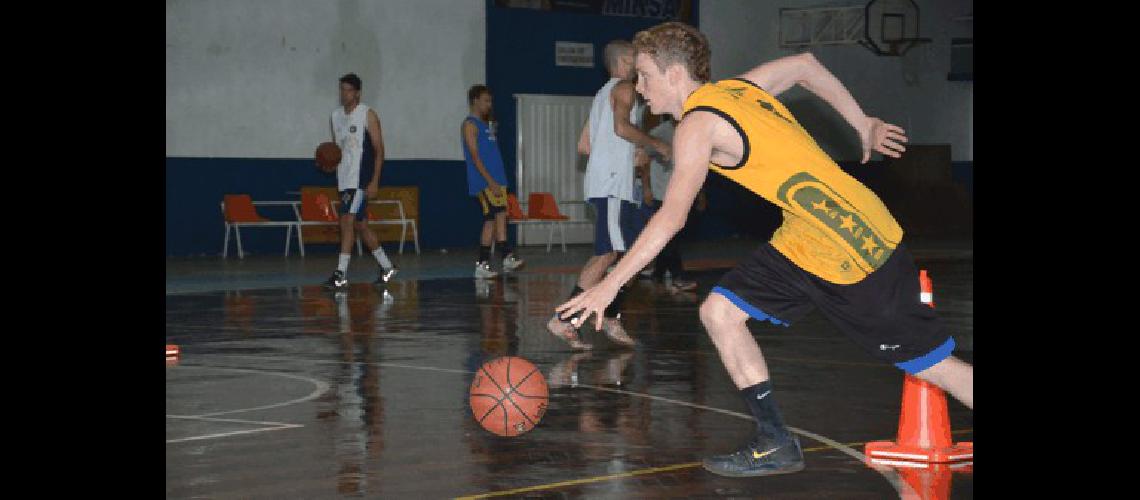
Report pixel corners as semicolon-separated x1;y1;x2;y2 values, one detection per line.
331;103;375;191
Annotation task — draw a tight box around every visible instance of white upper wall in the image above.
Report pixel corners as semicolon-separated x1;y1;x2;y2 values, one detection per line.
166;0;485;160
700;0;972;161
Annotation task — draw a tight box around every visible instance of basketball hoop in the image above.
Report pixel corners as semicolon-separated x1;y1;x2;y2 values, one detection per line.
863;0;929;57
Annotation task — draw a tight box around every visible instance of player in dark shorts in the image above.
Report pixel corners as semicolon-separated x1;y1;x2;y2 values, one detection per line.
323;73;397;290
558;22;972;478
547;40;671;350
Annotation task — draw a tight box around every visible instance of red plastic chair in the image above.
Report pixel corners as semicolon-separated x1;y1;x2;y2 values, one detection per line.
527;192;569;221
301;191;338;222
223;194;269;223
539;192;571;220
524;192;570;252
507;194;528;221
220;194;299;258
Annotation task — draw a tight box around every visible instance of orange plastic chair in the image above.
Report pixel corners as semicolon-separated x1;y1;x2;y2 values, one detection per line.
527;192;570;221
289;190;342;257
540;193;571;220
223;194;269;223
221;194;299;258
301;191;338;222
522;192;571;252
507;194;527;220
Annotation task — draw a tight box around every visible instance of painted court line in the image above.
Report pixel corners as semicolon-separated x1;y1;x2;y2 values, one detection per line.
202;353;912;494
454;429;973;499
166;415;303;444
170;364;330;417
577;383;911;496
166;364;330;443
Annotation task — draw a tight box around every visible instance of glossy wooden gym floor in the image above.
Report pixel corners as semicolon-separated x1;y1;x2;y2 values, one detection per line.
166;242;973;498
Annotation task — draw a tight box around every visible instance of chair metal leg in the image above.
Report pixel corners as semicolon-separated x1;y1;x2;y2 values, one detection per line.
297;225;306;257
235;226;245;259
412;222;421;254
546;222;554;253
223;224;230;258
399;223;408;254
280;226;289;258
560;223;566;252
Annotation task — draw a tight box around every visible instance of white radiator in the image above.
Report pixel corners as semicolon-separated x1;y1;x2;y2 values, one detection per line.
513;93;595;246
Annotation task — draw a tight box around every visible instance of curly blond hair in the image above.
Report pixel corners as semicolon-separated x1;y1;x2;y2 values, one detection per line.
632;22;710;83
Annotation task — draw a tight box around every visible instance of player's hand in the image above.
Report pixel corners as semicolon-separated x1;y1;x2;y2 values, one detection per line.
655;141;673;163
643;190;654;207
860;117;907;163
556;280;620;332
366;183;379;199
489;182;506;198
634;148;650;168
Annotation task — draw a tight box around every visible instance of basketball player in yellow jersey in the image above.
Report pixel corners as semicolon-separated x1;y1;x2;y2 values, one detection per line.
558;22;973;478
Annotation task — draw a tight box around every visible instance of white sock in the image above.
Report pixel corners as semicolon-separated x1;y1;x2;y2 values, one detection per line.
371;247;392;270
337;253;351;273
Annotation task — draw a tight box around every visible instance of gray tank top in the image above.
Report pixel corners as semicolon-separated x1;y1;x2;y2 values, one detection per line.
584;78;643;201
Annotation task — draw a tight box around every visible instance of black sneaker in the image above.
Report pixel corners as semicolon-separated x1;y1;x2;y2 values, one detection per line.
702;435;805;478
375;267;398;285
668;278;698;293
323;270;348;290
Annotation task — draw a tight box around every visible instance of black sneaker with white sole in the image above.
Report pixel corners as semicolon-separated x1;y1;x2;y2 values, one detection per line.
701;435;805;478
375;267;398;286
323;270;348;290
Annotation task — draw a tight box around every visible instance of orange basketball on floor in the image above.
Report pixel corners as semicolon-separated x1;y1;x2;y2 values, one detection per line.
470;356;549;437
315;142;341;173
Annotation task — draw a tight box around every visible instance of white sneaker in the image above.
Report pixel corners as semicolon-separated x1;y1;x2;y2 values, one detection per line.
502;254;525;272
602;317;636;347
474;261;499;279
546;315;592;350
474;279;491;298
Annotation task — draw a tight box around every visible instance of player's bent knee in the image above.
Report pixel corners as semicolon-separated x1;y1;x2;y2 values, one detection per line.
914;355;968;385
912;365;943;386
699;295;746;331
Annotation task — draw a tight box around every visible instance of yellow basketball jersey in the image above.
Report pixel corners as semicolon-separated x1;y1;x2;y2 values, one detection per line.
682;79;903;284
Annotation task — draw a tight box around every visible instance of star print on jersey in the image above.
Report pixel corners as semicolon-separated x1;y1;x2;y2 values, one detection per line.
776;172;892;272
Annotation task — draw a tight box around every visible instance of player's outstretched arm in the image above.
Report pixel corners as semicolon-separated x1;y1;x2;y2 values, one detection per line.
740;52;907;163
556;113;713;330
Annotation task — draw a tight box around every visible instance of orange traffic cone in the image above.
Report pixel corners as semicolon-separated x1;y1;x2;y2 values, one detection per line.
865;269;972;463
871;461;972;500
919;270;935;307
865;375;973;463
166;344;180;367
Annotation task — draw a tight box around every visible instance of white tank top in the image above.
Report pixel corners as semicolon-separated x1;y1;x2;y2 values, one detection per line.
584;78;643;201
331;104;374;191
